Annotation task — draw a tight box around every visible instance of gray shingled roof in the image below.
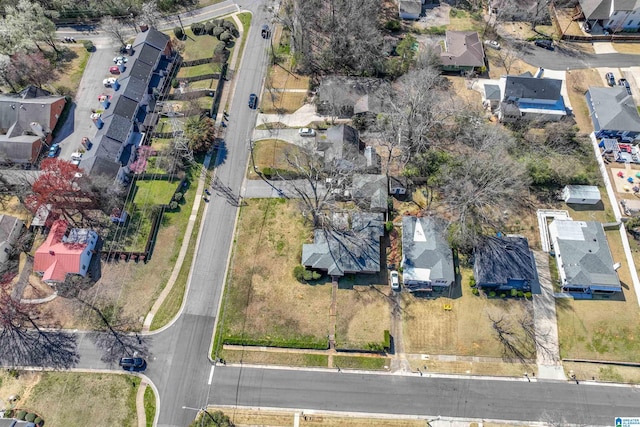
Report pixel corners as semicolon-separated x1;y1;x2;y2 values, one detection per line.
351;174;388;212
136;43;162;67
503;76;562;101
440;31;485;67
578;0;614;19
112;95;139;121
319;124;363;169
133;27;169;51
587;86;640;133
401;216;454;290
119;75;148;103
301;212;384;276
549;220;620;290
0;214;23;244
474;236;540;292
102;114;133;143
80;134;124;177
124;60;154;82
484;84;501;100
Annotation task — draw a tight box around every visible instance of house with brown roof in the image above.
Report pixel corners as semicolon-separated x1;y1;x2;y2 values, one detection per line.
0;86;66;164
34;220;98;283
439;31;485;73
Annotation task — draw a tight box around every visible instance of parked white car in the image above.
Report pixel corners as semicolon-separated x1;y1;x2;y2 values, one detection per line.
484;40;501;50
389;270;400;291
298;128;316;137
71;152;82;166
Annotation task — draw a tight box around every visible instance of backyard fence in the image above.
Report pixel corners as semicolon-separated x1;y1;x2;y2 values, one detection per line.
176;73;222;83
167;89;215;100
181;57;219;67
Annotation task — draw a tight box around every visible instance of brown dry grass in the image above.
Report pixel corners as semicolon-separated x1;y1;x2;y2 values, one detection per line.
612;43;640;54
261;91;308;114
268;64;310;90
556;229;640;361
221;199;332;344
486;49;537;79
0;196;31;222
0;371;41;407
564;187;616;224
249;139;304;178
553;8;584;37
402;267;533;357
407;359;535;377
335;285;391;348
218;349;329;367
565;69;603;132
563;361;640;383
447;76;483;106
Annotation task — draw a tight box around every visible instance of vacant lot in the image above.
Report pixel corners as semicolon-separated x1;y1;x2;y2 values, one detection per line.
556;229;640;362
563;361;640;383
250;139;304;178
402;267;533;358
261;91;308;114
219;199;331;347
335;285;390;349
0;371;138;427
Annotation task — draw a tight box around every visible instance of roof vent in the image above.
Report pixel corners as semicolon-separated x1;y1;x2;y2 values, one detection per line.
49;250;55;255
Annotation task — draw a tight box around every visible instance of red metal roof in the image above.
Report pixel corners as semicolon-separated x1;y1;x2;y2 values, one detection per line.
34;220;89;282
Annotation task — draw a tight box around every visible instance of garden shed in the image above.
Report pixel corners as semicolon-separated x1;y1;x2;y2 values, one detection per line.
562;185;601;205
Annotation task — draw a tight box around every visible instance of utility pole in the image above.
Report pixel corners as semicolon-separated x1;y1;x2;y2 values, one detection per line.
177;15;185;35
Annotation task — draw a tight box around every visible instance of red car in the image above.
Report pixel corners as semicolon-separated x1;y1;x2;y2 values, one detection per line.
109;66;120;74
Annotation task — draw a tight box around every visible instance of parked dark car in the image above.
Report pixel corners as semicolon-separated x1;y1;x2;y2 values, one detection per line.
261;24;271;39
619;78;632;95
605;72;616;87
119;357;146;371
534;39;554;50
248;93;258;109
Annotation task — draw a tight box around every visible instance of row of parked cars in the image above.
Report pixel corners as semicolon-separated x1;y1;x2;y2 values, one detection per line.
606;72;632;95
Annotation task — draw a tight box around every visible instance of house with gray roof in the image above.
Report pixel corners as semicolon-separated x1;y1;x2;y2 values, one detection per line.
498;74;567;122
401;216;455;292
79;27;175;182
0;214;24;265
317;124;365;171
578;0;640;32
350;174;388;213
316;76;390;118
473;235;540;293
549;220;621;296
482;83;501;112
439;31;485;73
0;86;66;164
586;86;640;141
399;0;423;19
301;212;384;277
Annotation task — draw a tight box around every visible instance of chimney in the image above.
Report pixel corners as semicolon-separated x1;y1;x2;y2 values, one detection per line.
613;262;621;271
49;250;55;255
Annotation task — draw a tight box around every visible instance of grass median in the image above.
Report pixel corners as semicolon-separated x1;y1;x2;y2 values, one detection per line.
144;386;156;427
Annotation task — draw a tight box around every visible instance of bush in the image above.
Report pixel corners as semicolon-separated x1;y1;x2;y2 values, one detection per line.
385;19;401;31
16;411;27;421
169;201;179;210
212;26;225;38
219;30;233;44
424;26;446;35
204;20;216;35
524;291;532;299
517;291;524;297
302;269;321;281
469;276;476;287
173;192;183;202
383;330;391;351
4;410;13;418
25;413;36;422
82;40;94;51
472;288;480;296
489;291;496;298
500;293;506;298
171;78;179;89
510;288;518;297
293;265;305;281
365;342;385;352
191;22;205;35
385;221;393;232
222;20;237;32
34;417;43;426
7;368;19;378
173;26;184;40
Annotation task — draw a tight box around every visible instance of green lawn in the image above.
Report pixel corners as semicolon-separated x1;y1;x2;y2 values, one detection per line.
144;386;156;427
134;179;180;207
181;29;222;62
20;373;139;427
333;356;390;370
177;61;222;78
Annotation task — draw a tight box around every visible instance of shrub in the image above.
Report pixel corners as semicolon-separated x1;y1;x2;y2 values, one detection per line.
469;276;476;287
510;289;518;297
173;26;184;40
302;269;321;281
472;288;480;296
212;26;225;38
7;368;19;378
524;291;532;299
4;409;13;418
385;221;393;232
424;26;446;35
385;19;401;31
25;413;37;422
293;265;305;281
383;330;391;350
173;192;183;202
169;201;179;210
191;22;205;35
500;293;506;298
204;20;216;35
34;417;43;426
171;78;179;89
261;166;273;178
489;291;496;297
219;30;233;44
517;291;524;297
365;342;385;352
222;20;237;32
16;411;27;421
82;40;94;51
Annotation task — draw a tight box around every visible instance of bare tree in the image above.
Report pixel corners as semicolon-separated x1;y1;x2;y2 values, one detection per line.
0;273;79;368
139;0;163;28
101;16;128;47
495;49;519;74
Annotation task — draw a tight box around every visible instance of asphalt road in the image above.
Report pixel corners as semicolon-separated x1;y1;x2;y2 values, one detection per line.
210;366;640;425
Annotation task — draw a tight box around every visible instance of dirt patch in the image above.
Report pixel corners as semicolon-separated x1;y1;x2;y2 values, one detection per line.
261;91;309;114
0;371;41;410
613;43;640;54
21;273;55;300
221;199;332;345
268;64;310;90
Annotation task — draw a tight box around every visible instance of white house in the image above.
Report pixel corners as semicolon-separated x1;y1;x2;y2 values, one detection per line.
578;0;640;32
498;74;567;122
562;185;602;205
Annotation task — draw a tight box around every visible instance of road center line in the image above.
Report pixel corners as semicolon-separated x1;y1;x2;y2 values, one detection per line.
208;365;215;385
